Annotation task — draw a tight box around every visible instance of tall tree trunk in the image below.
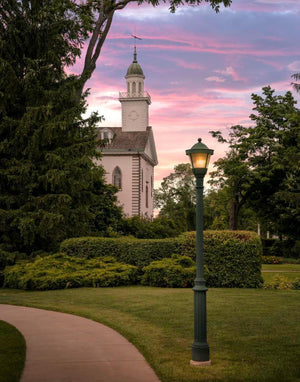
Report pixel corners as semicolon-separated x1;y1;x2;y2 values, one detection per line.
76;0;135;101
229;196;240;230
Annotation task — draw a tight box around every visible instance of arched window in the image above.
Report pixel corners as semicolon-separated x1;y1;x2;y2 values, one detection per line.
146;185;149;208
112;167;122;189
127;82;130;95
138;82;142;95
132;82;136;95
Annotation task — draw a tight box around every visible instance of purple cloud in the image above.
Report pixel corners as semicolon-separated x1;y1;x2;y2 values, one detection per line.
71;0;300;187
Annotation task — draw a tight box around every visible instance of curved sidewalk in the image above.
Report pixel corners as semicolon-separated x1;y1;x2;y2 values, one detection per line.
0;304;160;382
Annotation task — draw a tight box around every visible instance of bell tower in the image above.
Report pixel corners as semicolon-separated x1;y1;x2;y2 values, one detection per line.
119;47;151;132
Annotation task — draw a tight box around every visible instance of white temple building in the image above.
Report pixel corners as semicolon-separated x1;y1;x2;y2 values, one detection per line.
96;48;158;217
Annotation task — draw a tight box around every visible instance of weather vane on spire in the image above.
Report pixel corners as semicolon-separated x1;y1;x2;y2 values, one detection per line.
131;34;142;46
131;34;142;62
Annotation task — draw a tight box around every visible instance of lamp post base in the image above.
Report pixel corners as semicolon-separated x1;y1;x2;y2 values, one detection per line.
190;359;211;367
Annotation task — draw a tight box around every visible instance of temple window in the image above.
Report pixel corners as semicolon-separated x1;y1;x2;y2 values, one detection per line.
112;166;122;189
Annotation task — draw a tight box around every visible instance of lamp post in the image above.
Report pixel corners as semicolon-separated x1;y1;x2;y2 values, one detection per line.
186;138;214;366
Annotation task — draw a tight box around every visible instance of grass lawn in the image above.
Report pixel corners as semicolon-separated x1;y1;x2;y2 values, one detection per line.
0;287;299;382
0;320;26;382
262;263;300;283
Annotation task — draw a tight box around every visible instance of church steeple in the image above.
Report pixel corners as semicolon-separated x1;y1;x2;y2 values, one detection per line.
119;47;151;132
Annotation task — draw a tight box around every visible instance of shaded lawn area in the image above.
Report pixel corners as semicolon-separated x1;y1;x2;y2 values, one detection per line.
262;264;300;272
262;264;300;282
0;287;299;382
0;320;26;382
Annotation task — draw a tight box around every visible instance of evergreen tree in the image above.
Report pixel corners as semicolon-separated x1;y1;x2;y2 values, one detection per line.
0;1;121;256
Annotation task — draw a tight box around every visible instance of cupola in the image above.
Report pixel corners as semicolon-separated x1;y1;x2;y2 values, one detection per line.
125;47;145;78
124;47;145;97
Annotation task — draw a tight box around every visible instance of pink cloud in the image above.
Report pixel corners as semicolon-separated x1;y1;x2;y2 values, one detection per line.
206;76;226;82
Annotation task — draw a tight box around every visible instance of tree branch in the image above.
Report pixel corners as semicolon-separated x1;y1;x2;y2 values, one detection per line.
77;0;141;99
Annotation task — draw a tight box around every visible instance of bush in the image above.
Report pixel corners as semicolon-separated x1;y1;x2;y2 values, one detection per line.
61;230;263;288
263;275;292;290
263;276;300;290
3;253;137;290
176;231;263;288
141;255;196;288
291;278;300;290
60;236;177;270
0;250;17;270
0;249;19;287
262;256;283;264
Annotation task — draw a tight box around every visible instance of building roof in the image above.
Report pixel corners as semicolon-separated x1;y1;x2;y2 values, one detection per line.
104;127;149;150
98;126;158;166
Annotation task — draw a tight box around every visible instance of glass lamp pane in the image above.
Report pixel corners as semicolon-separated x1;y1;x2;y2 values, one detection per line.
191;153;209;169
206;154;211;167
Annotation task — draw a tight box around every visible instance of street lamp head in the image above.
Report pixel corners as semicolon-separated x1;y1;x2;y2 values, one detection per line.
186;138;214;175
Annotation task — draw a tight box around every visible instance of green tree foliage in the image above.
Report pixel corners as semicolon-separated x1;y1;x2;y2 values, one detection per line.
208;148;252;230
204;189;259;231
154;163;196;232
204;189;230;229
291;73;300;94
210;86;300;240
0;1;121;256
120;216;181;238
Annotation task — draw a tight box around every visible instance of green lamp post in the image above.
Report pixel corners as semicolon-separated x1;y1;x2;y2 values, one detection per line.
186;138;214;366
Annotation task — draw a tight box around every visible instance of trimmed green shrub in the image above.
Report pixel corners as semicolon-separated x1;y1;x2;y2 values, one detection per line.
176;231;263;288
60;236;177;270
3;253;137;290
141;255;196;288
262;256;283;264
60;230;263;288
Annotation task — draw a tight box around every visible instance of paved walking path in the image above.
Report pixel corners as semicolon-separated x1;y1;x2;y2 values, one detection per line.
0;304;160;382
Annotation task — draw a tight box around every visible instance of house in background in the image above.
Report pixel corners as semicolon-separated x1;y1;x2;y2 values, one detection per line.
96;48;158;217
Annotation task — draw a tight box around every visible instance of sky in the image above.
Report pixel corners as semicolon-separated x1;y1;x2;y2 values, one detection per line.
71;0;300;189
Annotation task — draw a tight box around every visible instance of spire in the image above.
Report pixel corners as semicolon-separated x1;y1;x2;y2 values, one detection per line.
131;34;141;64
125;40;144;78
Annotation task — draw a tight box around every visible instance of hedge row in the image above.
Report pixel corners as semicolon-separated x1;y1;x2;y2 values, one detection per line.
3;253;137;290
60;230;263;288
60;236;178;270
